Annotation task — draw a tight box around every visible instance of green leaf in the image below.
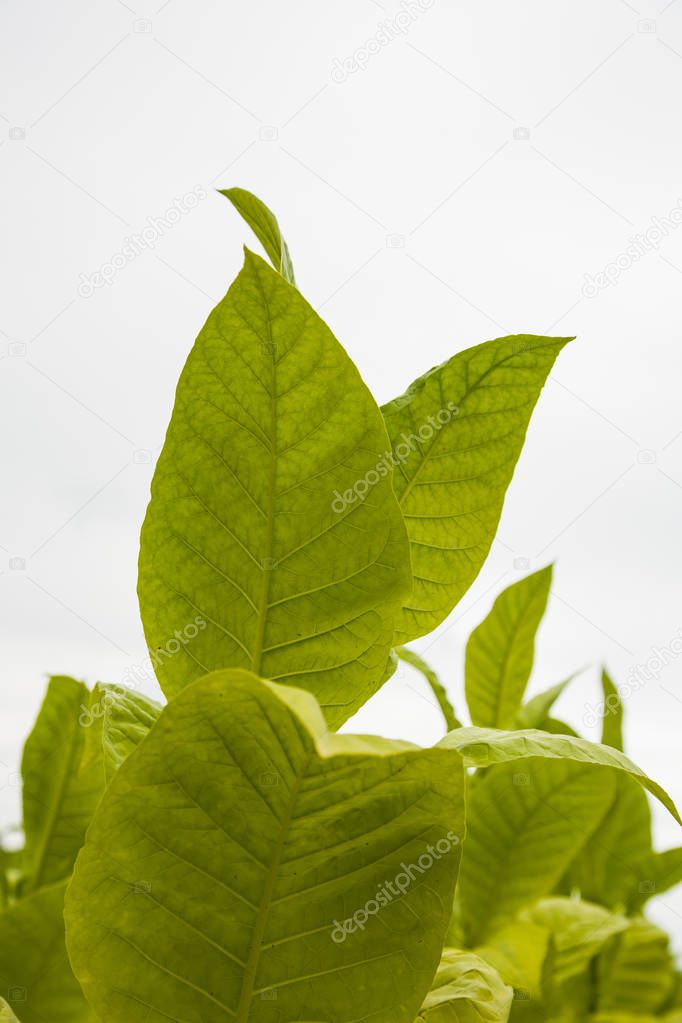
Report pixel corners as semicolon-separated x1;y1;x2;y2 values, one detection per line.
514;675;577;731
465;567;553;729
542;717;580;737
396;646;462;730
381;335;570;644
458;758;616;944
0;882;92;1023
600;669;623;751
0;1000;20;1022
438;726;681;823
138;250;412;728
415;948;513;1022
570;776;651;909
520;898;628;987
220;187;295;284
476;921;551;1001
596;920;676;1014
21;677;105;891
66;669;465;1023
97;684;163;778
626;846;682;911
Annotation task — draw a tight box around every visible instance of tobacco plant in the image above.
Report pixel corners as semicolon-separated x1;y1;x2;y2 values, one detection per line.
0;190;679;1023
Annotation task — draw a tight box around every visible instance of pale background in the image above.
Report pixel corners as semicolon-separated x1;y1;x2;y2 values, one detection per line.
2;0;682;946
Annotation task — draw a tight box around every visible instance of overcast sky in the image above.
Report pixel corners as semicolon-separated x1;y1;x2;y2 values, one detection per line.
3;0;682;946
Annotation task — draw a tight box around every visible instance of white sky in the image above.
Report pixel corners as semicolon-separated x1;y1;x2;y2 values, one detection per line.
2;0;682;947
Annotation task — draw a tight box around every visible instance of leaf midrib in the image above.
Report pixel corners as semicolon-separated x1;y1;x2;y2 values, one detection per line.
234;753;311;1020
28;700;82;891
250;277;278;675
489;580;543;728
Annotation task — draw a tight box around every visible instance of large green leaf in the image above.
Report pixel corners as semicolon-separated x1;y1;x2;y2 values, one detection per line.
65;669;465;1023
438;727;680;822
459;758;616;943
138;250;412;728
596;920;675;1014
381;335;570;643
21;677;104;891
465;567;552;729
0;883;92;1023
415;948;513;1022
570;776;651;909
220;188;295;285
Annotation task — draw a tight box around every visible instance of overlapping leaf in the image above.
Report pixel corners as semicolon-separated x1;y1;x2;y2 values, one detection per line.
21;677;104;891
570;775;651;909
627;846;682;911
415;948;513;1022
596;920;675;1014
458;757;616;943
95;684;162;777
138;250;412;727
381;335;570;643
0;883;92;1023
439;726;680;821
465;567;552;729
66;670;464;1023
220;188;295;284
599;669;623;750
521;898;628;987
515;676;575;730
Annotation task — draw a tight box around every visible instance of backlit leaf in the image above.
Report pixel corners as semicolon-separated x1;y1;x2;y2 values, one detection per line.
465;567;552;729
381;335;570;643
66;669;465;1023
138;250;412;728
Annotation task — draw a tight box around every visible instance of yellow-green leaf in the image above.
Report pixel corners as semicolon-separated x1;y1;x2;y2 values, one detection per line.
381;335;570;643
66;670;465;1023
138;250;412;728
